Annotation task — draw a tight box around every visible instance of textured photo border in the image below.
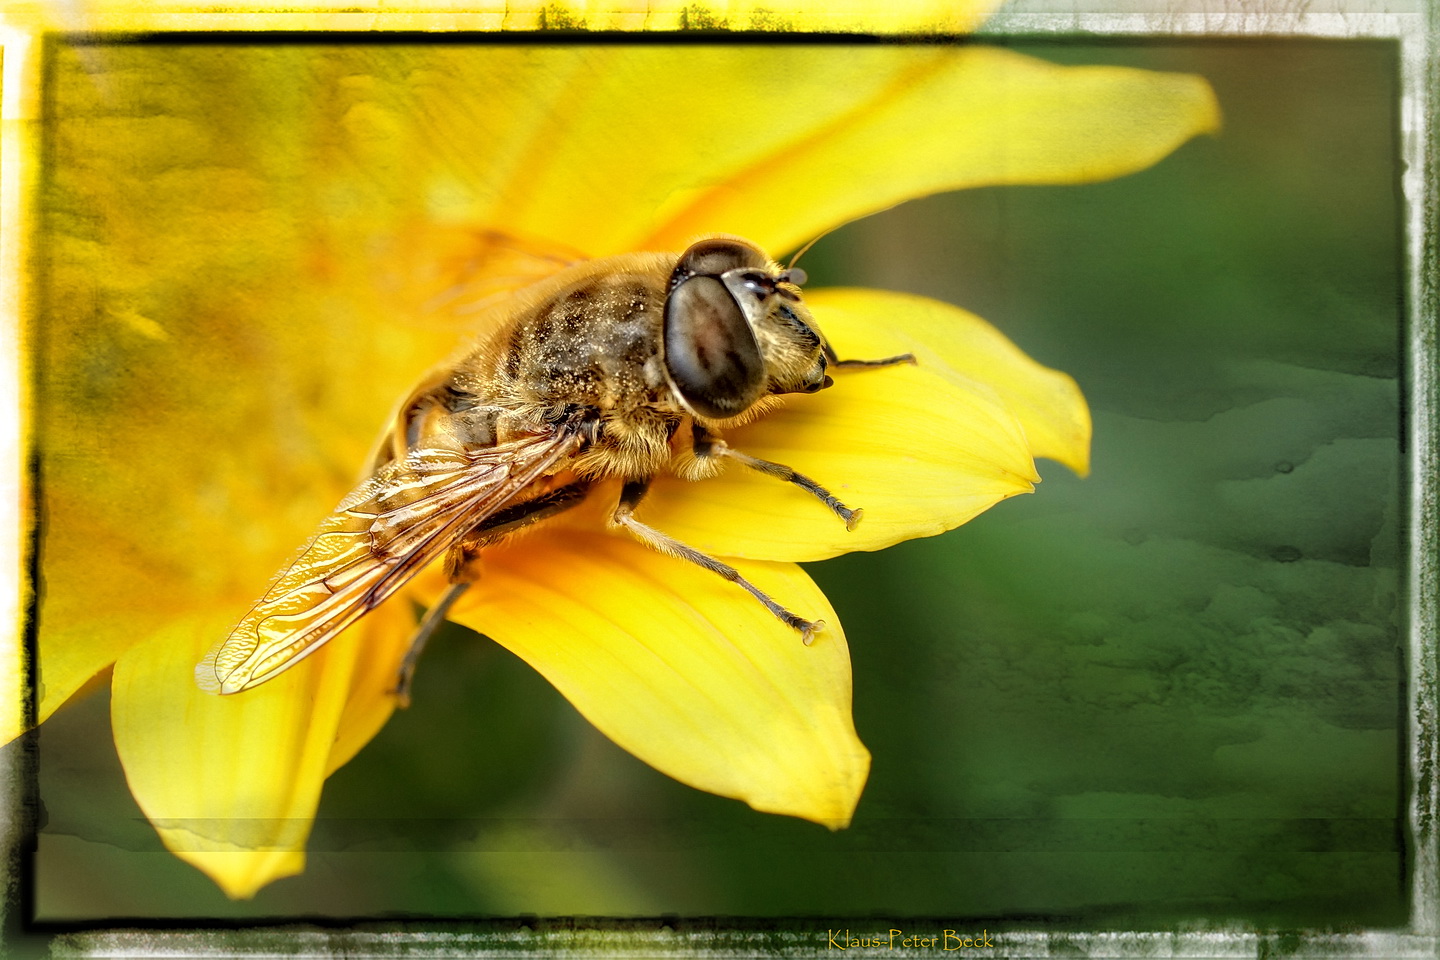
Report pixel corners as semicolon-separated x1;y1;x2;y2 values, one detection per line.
1;2;1434;957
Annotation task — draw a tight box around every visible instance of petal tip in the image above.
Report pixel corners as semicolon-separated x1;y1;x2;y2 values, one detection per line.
174;849;305;901
1194;77;1224;137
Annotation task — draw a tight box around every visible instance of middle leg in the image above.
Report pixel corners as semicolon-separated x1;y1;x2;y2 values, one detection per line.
611;478;824;644
394;479;593;705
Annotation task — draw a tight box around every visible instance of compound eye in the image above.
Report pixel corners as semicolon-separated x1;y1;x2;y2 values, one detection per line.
663;274;765;420
669;238;768;291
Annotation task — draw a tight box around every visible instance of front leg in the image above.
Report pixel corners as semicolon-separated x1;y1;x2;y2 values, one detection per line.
822;341;917;370
440;479;593;582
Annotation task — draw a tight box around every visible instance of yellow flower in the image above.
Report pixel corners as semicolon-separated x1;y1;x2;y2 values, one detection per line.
25;44;1218;899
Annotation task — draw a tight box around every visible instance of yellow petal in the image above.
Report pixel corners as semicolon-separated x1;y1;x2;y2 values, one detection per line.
392;47;1217;260
643;354;1038;563
809;288;1092;475
0;660;20;747
405;48;937;254
110;612;369;899
448;518;868;826
641;47;1221;255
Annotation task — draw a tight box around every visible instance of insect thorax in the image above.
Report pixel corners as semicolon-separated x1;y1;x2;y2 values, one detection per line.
450;262;684;478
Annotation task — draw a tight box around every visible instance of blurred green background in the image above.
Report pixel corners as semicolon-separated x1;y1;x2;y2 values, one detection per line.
32;39;1405;928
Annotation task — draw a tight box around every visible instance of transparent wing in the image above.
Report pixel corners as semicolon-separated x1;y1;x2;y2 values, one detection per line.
197;431;582;694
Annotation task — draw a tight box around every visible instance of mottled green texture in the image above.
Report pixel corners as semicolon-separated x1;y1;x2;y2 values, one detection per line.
32;40;1404;928
808;40;1405;926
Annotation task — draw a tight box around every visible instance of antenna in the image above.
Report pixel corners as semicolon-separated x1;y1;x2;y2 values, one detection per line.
786;206;894;275
786;231;829;272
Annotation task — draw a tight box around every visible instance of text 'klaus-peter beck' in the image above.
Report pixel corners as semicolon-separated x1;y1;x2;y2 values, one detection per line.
827;929;996;950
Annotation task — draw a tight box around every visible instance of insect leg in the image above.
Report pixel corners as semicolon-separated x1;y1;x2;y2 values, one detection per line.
394;581;470;708
442;479;596;579
691;424;862;531
822;341;917;370
394;480;593;706
612;479;824;644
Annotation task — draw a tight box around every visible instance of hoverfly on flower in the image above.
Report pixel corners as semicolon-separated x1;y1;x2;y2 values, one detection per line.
198;236;916;701
22;41;1222;901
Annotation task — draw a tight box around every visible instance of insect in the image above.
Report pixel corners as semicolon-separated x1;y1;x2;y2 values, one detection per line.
196;235;914;700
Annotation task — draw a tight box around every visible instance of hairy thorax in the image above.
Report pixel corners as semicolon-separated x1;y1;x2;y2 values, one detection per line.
438;256;686;480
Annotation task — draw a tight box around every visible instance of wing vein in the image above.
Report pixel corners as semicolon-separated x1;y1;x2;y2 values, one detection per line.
197;429;585;693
